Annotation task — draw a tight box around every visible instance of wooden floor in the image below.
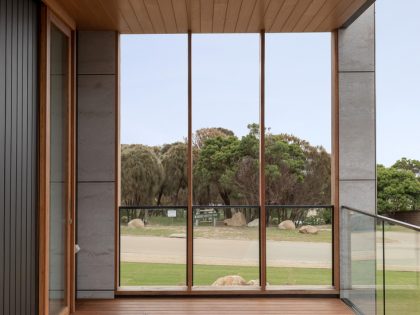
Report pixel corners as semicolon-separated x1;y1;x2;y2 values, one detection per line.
73;298;354;315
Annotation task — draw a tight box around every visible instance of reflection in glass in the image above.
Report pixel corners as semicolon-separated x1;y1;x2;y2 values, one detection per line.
49;24;68;315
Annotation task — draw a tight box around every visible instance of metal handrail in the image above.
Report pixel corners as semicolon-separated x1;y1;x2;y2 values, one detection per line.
119;204;333;210
341;205;420;232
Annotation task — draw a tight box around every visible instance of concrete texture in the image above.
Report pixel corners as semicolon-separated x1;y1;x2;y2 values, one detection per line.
338;5;375;72
77;31;116;75
77;75;116;182
338;4;376;314
77;31;117;299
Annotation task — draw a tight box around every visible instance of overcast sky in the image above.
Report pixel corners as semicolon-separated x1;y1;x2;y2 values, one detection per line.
121;0;419;167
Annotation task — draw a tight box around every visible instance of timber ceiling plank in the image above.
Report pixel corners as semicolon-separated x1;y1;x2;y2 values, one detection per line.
320;0;369;31
119;0;144;32
200;0;214;33
246;0;269;32
130;0;155;33
292;0;326;32
172;0;189;32
224;0;243;33
50;0;373;33
157;0;178;33
264;0;286;31
144;0;167;33
213;0;229;33
315;0;355;31
235;0;257;32
303;0;341;31
280;0;312;32
188;0;201;33
270;0;299;32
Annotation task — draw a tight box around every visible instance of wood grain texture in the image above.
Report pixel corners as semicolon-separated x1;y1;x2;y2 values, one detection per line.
48;0;372;33
73;298;354;314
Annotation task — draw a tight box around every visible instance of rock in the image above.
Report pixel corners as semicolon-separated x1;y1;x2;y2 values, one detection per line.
212;275;247;286
169;233;186;238
298;225;319;234
247;279;269;286
278;220;296;230
128;218;144;228
247;218;259;227
224;212;246;227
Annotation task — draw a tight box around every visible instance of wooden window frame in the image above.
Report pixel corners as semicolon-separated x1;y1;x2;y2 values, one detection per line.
115;30;341;296
39;4;76;315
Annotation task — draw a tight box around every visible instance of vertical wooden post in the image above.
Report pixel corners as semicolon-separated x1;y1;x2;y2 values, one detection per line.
187;31;193;291
331;30;340;290
259;30;266;291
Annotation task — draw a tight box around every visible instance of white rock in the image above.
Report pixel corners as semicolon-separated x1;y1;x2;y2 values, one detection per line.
278;220;296;230
212;275;247;286
247;218;259;227
128;218;144;228
224;212;246;227
298;225;319;234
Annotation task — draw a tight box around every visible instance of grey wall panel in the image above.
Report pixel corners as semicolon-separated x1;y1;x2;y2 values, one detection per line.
77;31;117;299
0;0;39;314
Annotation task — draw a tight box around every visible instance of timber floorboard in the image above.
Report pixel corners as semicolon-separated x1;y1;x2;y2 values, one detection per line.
73;298;355;314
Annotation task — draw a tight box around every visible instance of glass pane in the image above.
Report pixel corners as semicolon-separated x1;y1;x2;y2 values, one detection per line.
193;206;260;287
265;33;332;288
266;207;332;286
120;35;188;286
344;211;377;314
383;222;420;315
192;35;260;288
119;207;187;286
49;24;68;314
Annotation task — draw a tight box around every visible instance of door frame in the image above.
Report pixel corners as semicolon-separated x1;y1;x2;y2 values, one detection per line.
39;4;76;315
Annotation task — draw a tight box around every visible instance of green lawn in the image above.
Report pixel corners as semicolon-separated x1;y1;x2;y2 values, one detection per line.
120;262;332;286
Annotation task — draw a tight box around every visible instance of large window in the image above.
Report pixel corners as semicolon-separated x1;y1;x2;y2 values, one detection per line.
120;33;333;290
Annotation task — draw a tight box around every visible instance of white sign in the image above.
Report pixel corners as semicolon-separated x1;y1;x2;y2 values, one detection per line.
167;210;177;218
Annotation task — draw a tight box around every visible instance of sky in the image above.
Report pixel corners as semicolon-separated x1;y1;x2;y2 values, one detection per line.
121;0;419;167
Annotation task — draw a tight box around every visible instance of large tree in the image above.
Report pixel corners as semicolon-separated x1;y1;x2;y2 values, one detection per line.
377;163;420;214
121;144;164;206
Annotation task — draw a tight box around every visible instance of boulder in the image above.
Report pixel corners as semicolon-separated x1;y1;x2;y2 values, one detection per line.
298;225;319;234
212;275;247;286
247;218;259;227
278;220;296;230
128;218;144;229
247;279;269;286
224;212;246;227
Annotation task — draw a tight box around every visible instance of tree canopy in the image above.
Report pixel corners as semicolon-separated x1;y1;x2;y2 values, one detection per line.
121;125;331;207
377;160;420;214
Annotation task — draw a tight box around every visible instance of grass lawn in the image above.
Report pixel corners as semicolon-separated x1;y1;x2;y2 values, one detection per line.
120;262;332;286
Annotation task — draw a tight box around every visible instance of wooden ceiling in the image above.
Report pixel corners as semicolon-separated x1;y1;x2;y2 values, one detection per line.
47;0;372;34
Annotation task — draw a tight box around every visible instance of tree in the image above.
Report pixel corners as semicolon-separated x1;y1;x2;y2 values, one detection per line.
157;142;188;205
377;164;420;214
193;127;235;149
121;144;164;206
392;158;420;177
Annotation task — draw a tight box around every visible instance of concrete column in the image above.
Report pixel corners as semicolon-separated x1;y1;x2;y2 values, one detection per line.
338;5;376;314
76;31;118;299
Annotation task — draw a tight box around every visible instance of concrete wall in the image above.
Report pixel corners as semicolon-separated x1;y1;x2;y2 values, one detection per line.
338;5;376;314
77;31;118;299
